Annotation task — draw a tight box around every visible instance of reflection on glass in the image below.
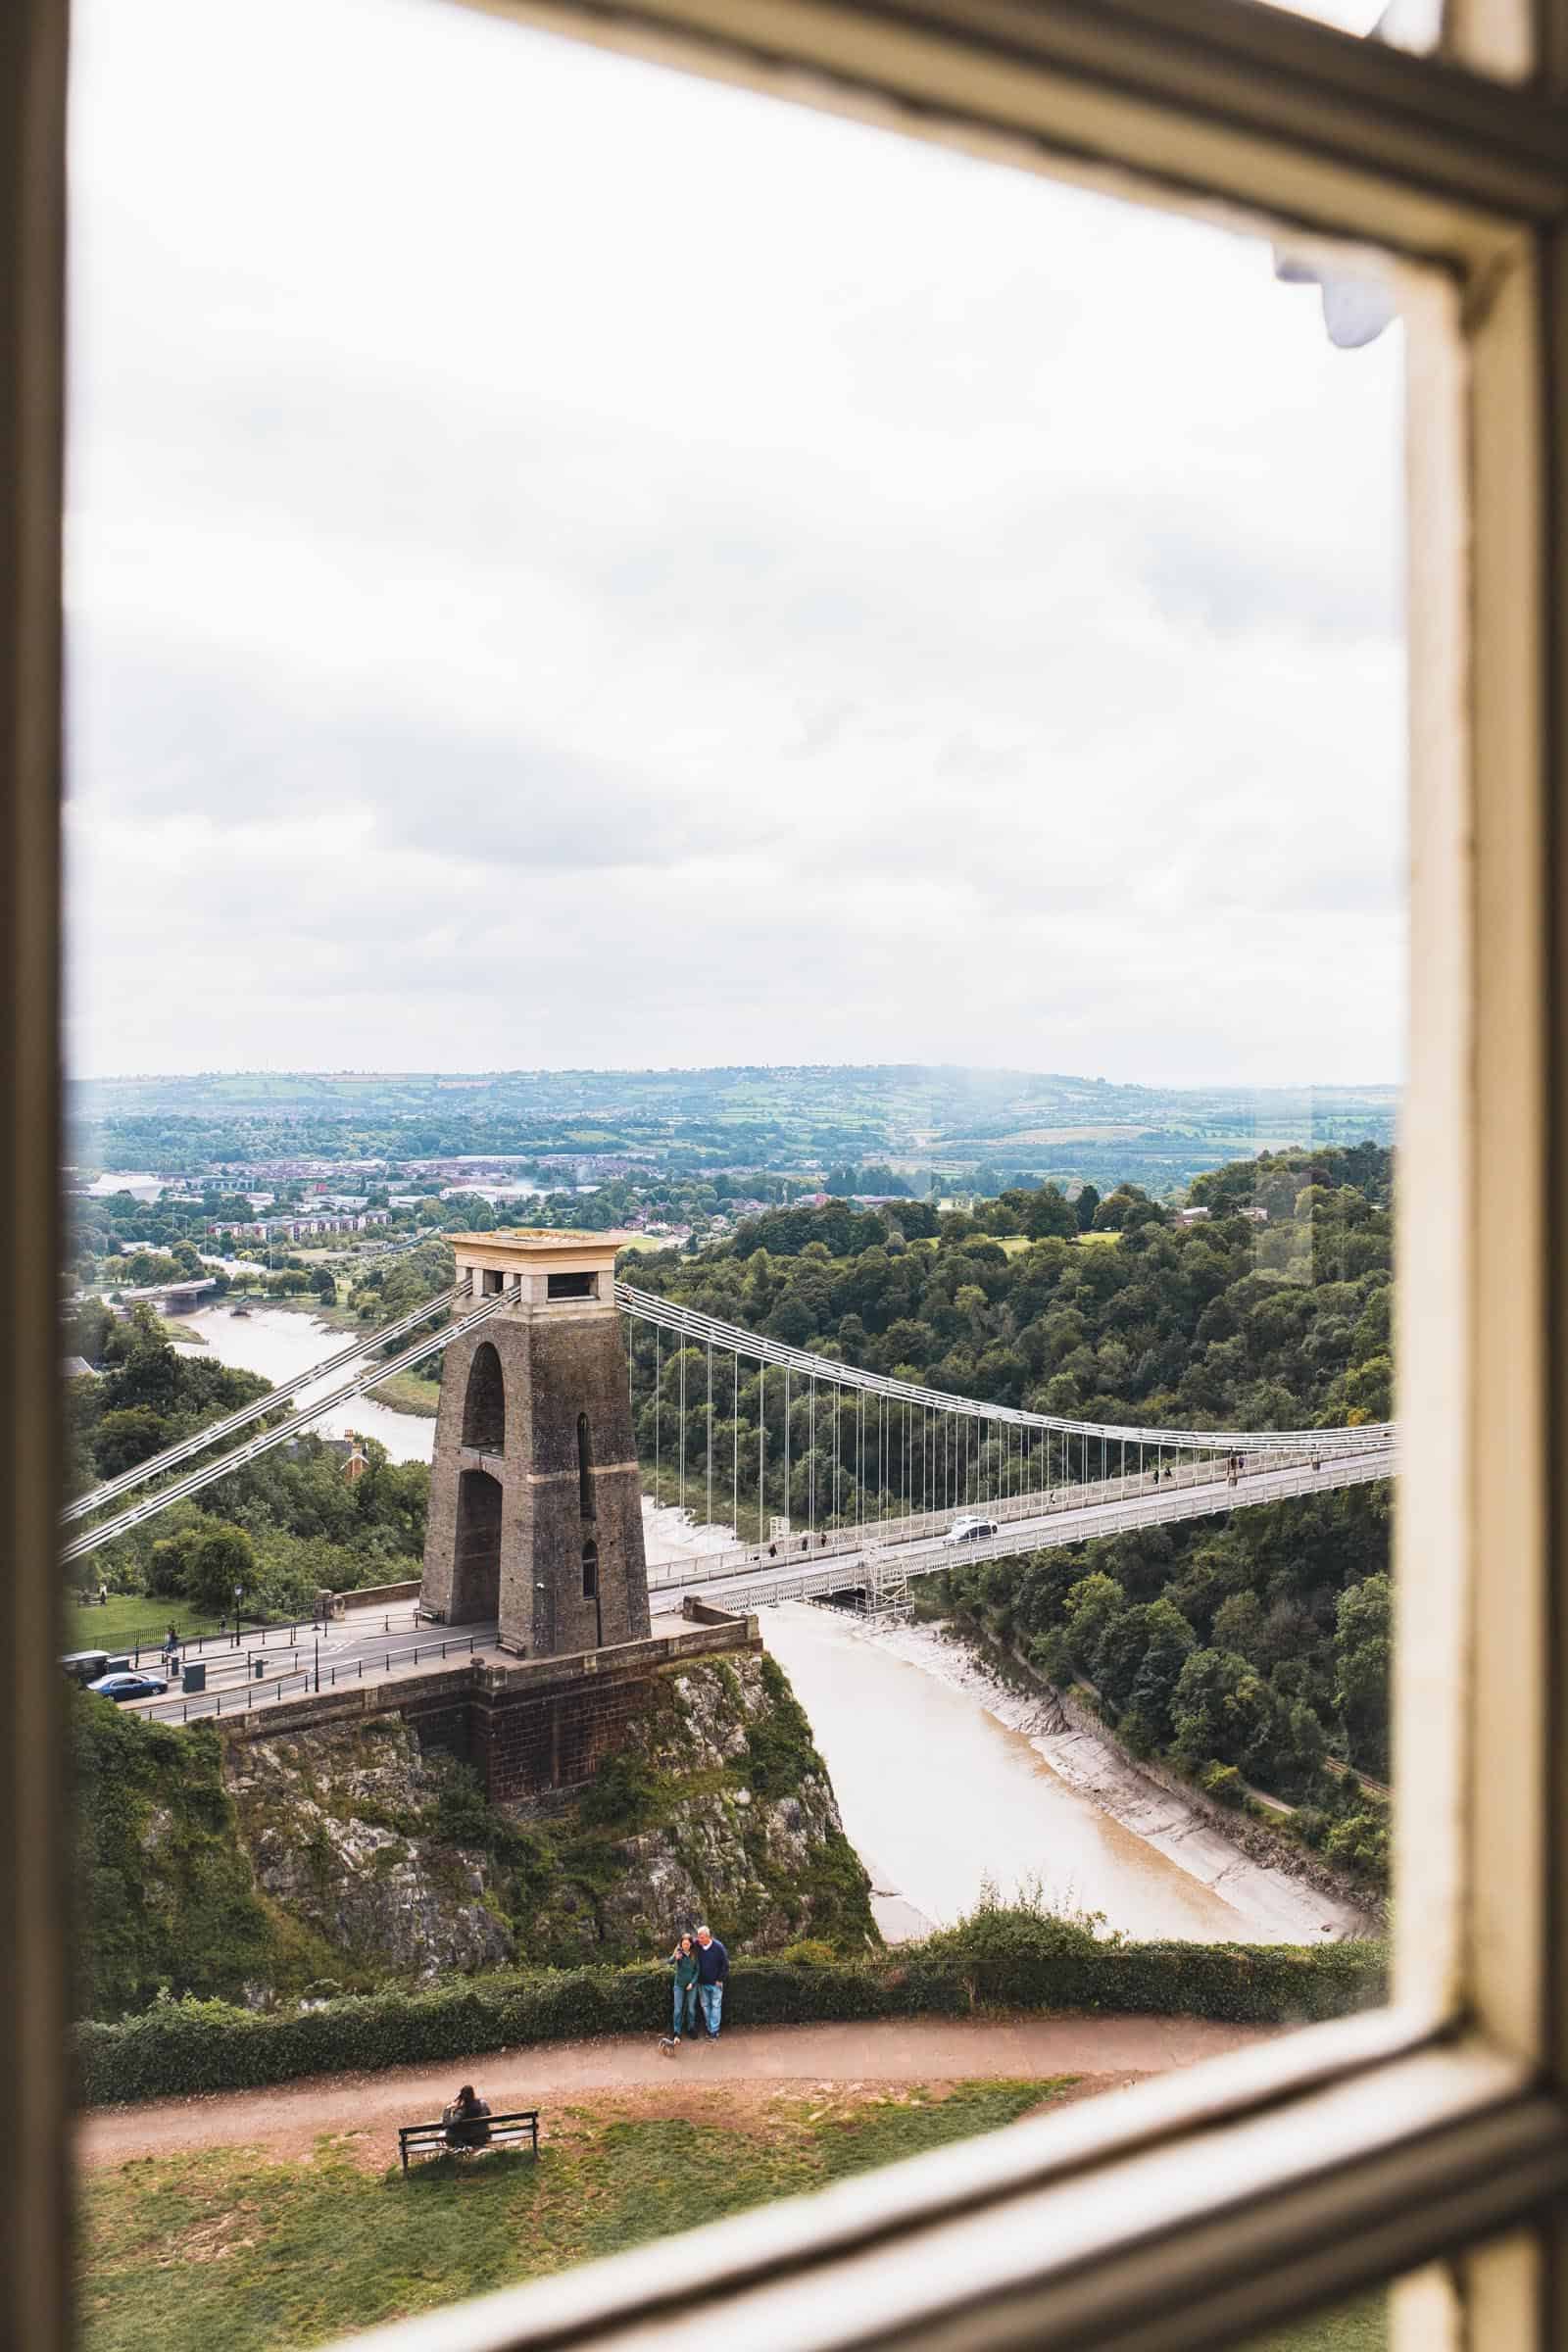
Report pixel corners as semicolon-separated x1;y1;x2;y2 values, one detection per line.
67;0;1400;2340
1253;0;1443;54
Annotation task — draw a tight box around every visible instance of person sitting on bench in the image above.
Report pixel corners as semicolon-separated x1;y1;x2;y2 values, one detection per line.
443;2083;492;2150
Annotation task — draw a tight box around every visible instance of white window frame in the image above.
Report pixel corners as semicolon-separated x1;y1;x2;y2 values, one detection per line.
4;0;1568;2345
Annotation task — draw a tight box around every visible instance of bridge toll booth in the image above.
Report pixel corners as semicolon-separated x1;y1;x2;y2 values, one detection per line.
419;1231;651;1659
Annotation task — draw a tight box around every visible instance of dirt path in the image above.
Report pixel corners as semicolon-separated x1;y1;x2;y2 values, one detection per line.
77;2014;1278;2170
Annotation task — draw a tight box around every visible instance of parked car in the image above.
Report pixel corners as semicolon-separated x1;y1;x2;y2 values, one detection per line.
84;1671;169;1703
941;1515;999;1547
59;1649;110;1686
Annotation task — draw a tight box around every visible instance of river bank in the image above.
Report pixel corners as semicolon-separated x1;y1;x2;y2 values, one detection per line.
760;1604;1362;1946
869;1621;1376;1942
184;1302;436;1462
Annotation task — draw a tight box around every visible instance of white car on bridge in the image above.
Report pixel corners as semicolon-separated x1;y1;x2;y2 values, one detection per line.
941;1514;1000;1547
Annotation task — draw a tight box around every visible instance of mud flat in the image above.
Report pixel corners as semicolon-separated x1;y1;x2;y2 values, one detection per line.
766;1605;1294;1944
873;1621;1376;1943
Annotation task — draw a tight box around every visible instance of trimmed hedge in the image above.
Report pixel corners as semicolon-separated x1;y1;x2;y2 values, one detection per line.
74;1926;1388;2107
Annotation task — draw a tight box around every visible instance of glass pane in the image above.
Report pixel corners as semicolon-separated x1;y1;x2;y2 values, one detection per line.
66;0;1405;2341
1249;0;1444;55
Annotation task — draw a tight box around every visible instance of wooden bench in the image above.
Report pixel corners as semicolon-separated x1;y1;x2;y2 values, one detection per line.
398;2108;540;2172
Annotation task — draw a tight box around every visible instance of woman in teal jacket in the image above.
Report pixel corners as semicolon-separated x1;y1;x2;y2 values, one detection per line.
663;1932;700;2046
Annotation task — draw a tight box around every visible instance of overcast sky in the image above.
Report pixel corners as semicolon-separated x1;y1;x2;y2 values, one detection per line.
64;0;1405;1087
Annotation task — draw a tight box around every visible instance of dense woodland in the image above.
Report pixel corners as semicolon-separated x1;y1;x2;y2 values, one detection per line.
626;1144;1395;1878
64;1306;428;1621
625;1143;1393;1499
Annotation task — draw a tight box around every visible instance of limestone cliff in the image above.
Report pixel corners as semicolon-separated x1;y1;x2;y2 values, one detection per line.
227;1651;874;1982
74;1653;874;2018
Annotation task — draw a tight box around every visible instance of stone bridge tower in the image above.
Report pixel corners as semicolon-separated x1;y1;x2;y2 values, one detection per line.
419;1232;651;1657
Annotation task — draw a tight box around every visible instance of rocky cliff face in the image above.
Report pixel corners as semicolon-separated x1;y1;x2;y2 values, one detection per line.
517;1651;874;1964
217;1650;874;1994
225;1720;514;1987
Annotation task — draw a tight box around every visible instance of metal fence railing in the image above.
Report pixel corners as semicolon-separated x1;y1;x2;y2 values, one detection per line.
72;1602;423;1670
647;1445;1396;1601
139;1629;481;1725
708;1450;1396;1615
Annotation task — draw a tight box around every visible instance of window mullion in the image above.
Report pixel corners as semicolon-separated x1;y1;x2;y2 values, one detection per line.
0;5;70;2352
503;0;1567;252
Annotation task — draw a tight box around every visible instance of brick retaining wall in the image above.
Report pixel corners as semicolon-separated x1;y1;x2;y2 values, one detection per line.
209;1615;760;1801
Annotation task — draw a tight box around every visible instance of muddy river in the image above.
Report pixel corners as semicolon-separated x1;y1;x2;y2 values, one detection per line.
182;1303;437;1462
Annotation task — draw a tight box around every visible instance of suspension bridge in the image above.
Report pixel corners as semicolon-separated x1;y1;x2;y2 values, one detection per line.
62;1269;1396;1595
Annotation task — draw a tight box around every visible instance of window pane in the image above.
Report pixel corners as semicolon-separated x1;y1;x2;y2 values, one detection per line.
1250;0;1443;51
66;0;1406;2340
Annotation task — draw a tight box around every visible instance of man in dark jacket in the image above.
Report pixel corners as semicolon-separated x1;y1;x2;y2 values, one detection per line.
693;1923;729;2039
443;2083;492;2149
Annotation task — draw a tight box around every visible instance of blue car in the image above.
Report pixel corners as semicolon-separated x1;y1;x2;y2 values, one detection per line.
85;1671;169;1703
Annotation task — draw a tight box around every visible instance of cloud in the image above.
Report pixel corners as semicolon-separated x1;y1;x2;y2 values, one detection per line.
64;0;1406;1089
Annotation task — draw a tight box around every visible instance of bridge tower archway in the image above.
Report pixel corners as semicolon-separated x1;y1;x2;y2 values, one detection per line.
463;1342;506;1453
451;1467;503;1622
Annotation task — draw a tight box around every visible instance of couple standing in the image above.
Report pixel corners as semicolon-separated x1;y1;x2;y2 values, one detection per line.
662;1923;728;2049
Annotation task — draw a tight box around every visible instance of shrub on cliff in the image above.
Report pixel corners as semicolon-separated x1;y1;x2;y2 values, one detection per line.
71;1693;309;2019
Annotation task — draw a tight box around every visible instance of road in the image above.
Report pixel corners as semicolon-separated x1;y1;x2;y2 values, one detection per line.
678;1449;1396;1612
129;1606;502;1727
123;1446;1394;1726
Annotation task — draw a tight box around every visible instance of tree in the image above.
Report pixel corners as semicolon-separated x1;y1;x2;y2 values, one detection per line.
1129;1597;1198;1744
1093;1604;1153;1712
1024;1184;1078;1242
1210;1591;1268;1664
1335;1573;1392;1779
1324;1807;1389;1880
183;1524;260;1616
1284;1699;1328;1792
1075;1184;1102;1233
1062;1571;1124;1677
92;1405;171;1478
1169;1646;1286;1782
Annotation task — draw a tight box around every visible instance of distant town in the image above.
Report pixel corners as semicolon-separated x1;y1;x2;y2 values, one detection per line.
67;1062;1398;1284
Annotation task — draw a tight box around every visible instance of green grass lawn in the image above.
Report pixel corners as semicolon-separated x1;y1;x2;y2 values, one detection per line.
993;1233;1125;1256
77;2081;1386;2352
1250;2295;1386;2351
65;1597;221;1656
79;2082;1054;2352
366;1368;441;1417
157;1315;208;1347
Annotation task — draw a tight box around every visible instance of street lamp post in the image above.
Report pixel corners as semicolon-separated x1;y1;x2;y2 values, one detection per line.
233;1585;243;1646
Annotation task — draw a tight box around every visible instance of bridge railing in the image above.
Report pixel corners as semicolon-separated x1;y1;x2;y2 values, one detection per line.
710;1450;1396;1613
644;1443;1347;1596
135;1629;482;1726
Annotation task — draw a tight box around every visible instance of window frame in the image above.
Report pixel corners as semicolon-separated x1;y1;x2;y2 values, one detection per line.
4;0;1568;2345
